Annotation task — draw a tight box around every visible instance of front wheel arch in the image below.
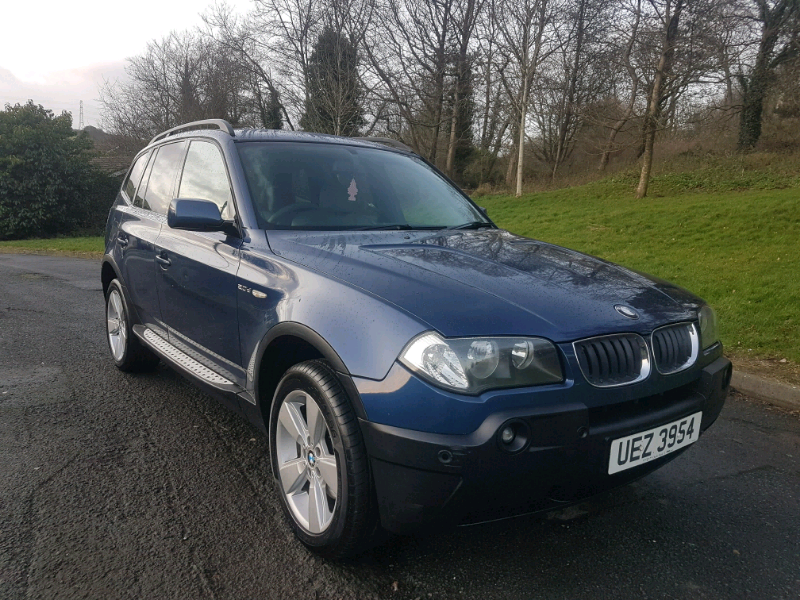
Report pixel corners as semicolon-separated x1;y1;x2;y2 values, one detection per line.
253;323;368;427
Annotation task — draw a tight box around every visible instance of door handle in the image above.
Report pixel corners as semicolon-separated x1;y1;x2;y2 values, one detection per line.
155;254;171;268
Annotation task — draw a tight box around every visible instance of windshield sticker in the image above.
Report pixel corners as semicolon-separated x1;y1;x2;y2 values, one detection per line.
348;178;358;202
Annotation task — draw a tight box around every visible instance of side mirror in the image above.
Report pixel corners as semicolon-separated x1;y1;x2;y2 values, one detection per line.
478;206;488;215
168;199;238;236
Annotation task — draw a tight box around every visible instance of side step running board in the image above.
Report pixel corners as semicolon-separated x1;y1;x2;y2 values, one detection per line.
133;326;257;406
142;328;234;385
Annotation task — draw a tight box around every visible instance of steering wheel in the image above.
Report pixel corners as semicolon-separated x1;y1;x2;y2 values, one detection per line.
267;203;315;225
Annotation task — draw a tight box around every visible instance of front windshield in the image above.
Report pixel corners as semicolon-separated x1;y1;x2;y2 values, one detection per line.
236;141;490;230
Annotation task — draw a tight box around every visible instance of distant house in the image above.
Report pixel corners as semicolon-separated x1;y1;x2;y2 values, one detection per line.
78;126;139;178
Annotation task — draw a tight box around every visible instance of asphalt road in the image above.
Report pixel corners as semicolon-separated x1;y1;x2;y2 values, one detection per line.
1;253;798;600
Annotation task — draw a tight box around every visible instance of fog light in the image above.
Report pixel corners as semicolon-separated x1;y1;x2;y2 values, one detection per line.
497;419;530;453
501;425;515;444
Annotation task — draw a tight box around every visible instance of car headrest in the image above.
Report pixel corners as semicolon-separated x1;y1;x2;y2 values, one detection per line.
270;172;294;212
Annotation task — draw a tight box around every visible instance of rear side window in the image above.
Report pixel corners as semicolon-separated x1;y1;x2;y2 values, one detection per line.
141;141;187;215
178;141;234;220
122;151;150;203
134;153;155;209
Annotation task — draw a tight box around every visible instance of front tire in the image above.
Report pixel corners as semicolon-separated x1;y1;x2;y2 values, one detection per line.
105;279;159;372
270;360;376;558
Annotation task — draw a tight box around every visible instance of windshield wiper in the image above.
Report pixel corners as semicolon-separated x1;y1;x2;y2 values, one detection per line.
353;224;415;230
438;221;494;232
354;221;493;232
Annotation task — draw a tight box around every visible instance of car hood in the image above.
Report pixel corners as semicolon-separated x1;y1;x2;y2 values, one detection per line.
266;229;702;342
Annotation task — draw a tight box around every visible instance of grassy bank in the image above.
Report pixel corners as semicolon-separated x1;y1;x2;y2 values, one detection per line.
482;179;799;366
0;236;104;258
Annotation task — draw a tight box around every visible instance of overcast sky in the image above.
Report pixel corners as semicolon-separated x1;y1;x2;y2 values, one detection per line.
0;0;253;128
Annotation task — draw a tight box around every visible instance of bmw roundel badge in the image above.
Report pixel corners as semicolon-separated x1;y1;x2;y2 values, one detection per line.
614;304;639;320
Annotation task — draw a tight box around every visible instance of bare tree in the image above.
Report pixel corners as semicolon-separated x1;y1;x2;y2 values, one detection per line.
530;0;612;180
493;0;553;196
550;0;588;180
598;0;642;171
99;0;800;194
465;7;514;185
100;31;251;140
250;0;322;127
203;4;291;128
364;0;458;161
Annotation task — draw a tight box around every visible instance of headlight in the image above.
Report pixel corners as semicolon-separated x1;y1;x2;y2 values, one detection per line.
399;332;563;394
698;305;719;349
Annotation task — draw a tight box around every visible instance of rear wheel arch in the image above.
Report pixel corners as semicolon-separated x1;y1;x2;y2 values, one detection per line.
101;259;119;297
104;278;159;372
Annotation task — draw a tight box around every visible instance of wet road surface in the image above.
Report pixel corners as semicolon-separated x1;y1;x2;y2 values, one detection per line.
1;254;798;599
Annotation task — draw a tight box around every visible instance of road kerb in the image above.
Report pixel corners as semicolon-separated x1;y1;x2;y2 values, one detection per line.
731;370;800;412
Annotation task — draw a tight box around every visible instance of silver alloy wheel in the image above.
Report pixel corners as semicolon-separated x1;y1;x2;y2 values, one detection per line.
106;289;127;361
275;389;339;534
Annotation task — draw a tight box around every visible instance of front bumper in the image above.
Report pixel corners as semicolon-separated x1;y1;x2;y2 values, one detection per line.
359;356;731;534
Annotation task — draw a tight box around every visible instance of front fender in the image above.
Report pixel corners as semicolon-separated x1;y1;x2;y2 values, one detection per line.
237;242;429;388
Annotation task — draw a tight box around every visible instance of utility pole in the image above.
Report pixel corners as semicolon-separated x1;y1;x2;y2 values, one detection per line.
79;101;84;130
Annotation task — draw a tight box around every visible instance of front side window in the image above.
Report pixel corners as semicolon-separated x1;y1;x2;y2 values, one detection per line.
236;142;488;230
178;141;234;220
122;151;150;203
141;141;187;215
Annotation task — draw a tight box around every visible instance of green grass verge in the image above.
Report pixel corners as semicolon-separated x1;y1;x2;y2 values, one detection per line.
0;236;104;256
482;182;800;365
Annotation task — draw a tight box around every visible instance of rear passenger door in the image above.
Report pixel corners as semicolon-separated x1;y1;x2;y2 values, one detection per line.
155;139;245;386
116;141;186;331
112;151;150;310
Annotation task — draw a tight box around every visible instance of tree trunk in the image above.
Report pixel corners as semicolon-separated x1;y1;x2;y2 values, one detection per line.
737;29;776;150
636;74;665;199
480;52;493;150
505;124;518;189
446;87;459;177
738;85;765;151
598;86;637;171
486;117;510;178
516;84;528;197
636;0;683;199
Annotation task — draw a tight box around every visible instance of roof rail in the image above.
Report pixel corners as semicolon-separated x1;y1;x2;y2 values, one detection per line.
356;136;414;153
149;119;235;146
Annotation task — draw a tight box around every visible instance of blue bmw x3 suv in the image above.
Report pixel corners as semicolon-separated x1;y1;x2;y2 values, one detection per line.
102;119;731;557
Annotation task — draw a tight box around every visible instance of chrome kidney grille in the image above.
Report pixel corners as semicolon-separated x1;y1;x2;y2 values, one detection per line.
574;323;700;387
573;333;651;388
651;322;699;375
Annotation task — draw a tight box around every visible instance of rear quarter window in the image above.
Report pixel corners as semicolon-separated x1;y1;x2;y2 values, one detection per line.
121;151;150;203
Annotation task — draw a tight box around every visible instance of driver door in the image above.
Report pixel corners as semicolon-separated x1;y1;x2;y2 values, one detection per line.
154;139;245;387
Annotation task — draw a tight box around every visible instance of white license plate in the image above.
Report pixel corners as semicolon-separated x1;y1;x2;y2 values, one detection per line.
608;412;702;475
